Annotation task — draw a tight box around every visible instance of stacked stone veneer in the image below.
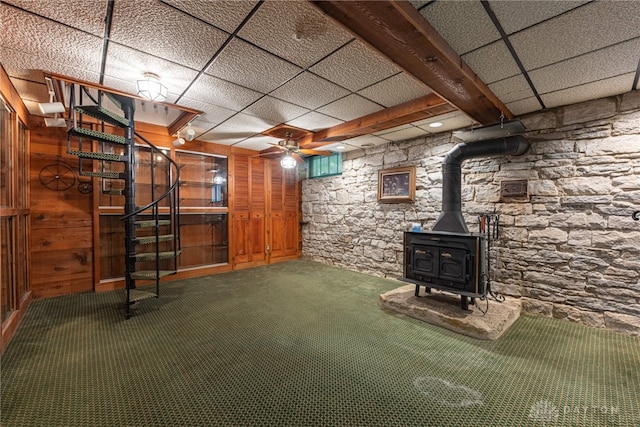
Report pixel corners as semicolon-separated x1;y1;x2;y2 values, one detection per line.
302;91;640;335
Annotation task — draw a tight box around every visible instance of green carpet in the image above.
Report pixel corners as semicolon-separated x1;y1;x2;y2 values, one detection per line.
1;260;638;426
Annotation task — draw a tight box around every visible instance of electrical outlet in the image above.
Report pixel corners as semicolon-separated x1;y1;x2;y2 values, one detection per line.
266;245;270;251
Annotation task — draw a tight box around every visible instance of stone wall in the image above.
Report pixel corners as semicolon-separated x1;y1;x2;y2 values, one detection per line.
301;91;640;335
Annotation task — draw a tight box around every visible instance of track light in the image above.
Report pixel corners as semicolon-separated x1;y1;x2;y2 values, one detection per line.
184;123;196;142
172;131;185;147
39;77;66;127
280;154;297;169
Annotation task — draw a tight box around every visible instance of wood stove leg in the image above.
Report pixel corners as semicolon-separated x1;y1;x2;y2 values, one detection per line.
461;296;469;310
415;285;432;297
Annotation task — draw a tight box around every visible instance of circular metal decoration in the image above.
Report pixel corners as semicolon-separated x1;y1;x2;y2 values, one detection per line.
77;181;93;194
39;163;76;191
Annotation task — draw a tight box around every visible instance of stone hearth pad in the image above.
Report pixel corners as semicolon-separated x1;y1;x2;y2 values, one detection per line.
380;285;521;340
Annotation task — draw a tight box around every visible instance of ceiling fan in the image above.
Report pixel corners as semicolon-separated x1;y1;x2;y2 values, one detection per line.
256;132;332;168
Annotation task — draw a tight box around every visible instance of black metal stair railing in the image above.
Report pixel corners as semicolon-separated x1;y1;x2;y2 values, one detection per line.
65;83;181;318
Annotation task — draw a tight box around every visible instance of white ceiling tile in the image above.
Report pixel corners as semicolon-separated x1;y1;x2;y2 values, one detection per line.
376;126;427;142
416;114;476;134
243;96;309;124
342;135;389;148
104;44;199;102
286;112;344;132
206;39;302;94
184;74;262;111
530;38;640;94
198;132;237;146
374;124;413;136
309;40;400;92
233;135;277;151
510;1;640;70
4;0;107;36
419;1;500;54
318;142;353;152
489;1;589;34
109;0;228;70
541;73;636;109
506;97;544;116
216;112;278;135
1;46;101;98
177;98;236;126
162;0;259;33
238;0;353;68
488;74;535;104
1;8;104;77
270;72;350;110
317;95;383;122
413;111;468;127
461;41;521;84
358;73;431;107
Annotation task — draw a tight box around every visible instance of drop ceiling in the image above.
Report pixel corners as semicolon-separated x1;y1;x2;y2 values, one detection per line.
1;0;638;153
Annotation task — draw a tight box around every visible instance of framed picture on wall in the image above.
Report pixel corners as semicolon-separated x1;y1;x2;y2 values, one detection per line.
377;166;416;203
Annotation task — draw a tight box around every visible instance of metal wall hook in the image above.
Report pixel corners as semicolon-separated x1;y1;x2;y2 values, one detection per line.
633;211;640;221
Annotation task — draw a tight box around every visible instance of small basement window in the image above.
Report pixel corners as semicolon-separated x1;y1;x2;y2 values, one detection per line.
306;153;342;179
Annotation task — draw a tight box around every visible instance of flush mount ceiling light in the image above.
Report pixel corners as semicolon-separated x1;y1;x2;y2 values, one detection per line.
335;145;346;150
429;122;443;128
137;72;168;102
280;154;297;169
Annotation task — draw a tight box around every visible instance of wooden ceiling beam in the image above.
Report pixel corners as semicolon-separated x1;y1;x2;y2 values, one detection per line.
300;93;456;148
311;0;512;125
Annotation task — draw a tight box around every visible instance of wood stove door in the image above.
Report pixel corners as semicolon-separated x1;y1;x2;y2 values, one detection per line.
413;245;437;276
439;248;469;286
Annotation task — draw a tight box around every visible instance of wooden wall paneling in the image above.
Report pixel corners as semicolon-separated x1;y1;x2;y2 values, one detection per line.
232;212;250;264
249;158;266;263
284;211;298;256
29;118;94;297
270;211;285;258
231;155;249;265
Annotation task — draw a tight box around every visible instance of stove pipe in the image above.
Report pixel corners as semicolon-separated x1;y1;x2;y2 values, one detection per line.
432;135;529;234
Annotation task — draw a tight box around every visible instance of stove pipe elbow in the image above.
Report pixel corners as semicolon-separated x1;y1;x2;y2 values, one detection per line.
432;135;529;234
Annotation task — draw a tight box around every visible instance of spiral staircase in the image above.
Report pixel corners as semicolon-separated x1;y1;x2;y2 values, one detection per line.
65;84;181;318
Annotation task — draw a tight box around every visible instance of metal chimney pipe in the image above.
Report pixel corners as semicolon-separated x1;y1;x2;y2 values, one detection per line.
432;135;529;233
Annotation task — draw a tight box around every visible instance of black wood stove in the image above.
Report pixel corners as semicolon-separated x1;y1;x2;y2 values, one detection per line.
404;231;486;310
401;135;529;310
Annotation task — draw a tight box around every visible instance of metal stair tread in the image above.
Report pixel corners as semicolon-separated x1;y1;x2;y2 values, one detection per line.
68;150;125;162
130;270;175;280
79;170;123;179
128;288;158;302
134;234;175;245
70;127;127;145
133;250;181;261
75;105;129;128
135;219;171;228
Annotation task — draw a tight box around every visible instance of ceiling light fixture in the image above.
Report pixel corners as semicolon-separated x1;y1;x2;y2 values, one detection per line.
137;72;168;102
184;123;196;142
40;77;66;127
335;145;346;150
280;154;297;169
429;122;443;128
172;131;185;147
